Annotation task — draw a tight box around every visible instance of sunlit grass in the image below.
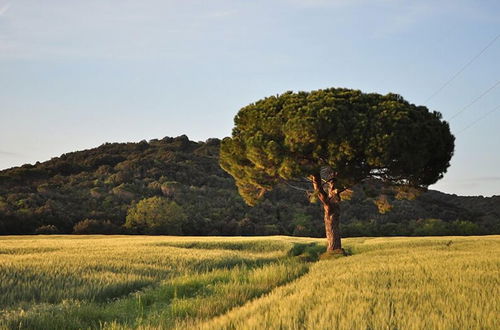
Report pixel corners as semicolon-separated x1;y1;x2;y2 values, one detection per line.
200;236;500;330
0;235;313;329
1;235;498;329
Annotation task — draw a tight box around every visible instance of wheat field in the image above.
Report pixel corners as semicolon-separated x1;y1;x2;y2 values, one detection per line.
0;235;498;329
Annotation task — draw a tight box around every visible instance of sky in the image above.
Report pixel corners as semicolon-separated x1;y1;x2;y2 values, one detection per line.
0;0;499;196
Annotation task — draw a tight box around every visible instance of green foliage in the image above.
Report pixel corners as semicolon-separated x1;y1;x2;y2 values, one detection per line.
449;220;480;235
220;88;455;205
413;218;451;236
287;242;325;261
291;212;315;237
125;197;186;235
0;134;497;237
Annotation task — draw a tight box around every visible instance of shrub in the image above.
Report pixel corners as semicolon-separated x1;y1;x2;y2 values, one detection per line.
73;219;122;234
35;225;59;235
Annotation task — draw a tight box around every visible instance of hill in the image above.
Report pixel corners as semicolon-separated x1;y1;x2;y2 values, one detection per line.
0;135;498;236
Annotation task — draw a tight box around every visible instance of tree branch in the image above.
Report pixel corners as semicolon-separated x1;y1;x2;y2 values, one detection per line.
282;180;311;192
311;173;329;205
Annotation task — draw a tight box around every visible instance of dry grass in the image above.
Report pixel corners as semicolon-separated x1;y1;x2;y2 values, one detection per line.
0;235;311;329
1;235;498;329
200;236;500;330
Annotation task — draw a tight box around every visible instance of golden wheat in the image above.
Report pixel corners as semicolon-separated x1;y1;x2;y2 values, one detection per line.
1;235;498;329
200;236;500;330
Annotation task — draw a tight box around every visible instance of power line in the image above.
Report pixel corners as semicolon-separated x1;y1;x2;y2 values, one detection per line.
448;79;500;120
425;32;500;103
456;103;500;134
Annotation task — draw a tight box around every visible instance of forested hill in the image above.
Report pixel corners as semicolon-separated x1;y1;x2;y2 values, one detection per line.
1;135;499;236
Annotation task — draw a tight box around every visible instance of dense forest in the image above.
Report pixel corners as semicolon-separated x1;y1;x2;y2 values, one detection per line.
1;135;499;236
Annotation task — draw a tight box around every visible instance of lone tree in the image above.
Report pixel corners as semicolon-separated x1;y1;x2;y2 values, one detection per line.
220;88;454;253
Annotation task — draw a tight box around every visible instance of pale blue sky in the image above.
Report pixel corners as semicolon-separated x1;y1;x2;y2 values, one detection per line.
1;0;499;196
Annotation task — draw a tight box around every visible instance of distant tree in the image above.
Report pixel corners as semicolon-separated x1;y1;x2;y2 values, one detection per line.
125;197;186;235
449;220;480;235
73;219;122;235
236;217;256;235
35;224;59;235
413;218;450;236
220;88;454;253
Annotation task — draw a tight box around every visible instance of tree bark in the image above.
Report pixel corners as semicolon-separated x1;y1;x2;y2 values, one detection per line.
311;173;344;254
323;199;342;252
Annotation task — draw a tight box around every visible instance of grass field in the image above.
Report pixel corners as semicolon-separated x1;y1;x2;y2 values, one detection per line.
0;235;498;329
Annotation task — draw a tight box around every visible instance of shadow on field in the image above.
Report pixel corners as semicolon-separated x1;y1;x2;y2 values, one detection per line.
287;242;326;262
149;240;289;252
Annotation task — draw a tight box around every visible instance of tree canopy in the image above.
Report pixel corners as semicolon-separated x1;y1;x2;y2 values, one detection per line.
220;88;455;252
125;197;186;235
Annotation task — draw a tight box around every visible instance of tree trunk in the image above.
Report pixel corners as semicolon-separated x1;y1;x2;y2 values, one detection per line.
323;199;343;253
311;173;344;254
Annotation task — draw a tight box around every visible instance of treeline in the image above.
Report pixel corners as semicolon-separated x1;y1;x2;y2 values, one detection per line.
0;135;499;236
